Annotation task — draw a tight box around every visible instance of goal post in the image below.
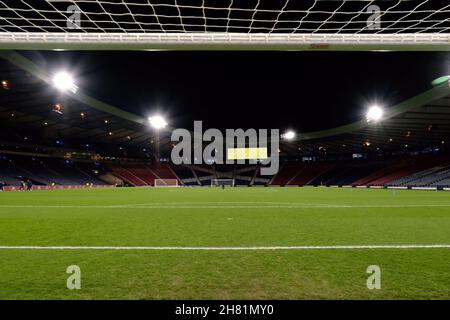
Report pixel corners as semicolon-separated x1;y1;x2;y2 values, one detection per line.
154;179;179;187
211;179;235;187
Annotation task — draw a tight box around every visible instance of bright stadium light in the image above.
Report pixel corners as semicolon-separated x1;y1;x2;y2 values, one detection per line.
52;71;76;92
366;105;384;122
148;115;168;129
282;130;296;140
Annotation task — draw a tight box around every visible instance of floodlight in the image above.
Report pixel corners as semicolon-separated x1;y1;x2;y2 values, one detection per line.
52;71;76;92
148;115;168;129
282;130;296;140
366;106;383;122
1;79;9;90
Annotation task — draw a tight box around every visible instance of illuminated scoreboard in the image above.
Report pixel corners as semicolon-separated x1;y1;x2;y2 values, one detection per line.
227;147;268;160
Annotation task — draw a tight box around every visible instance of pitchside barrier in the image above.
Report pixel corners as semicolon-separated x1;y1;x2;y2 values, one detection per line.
1;185;115;192
1;184;448;192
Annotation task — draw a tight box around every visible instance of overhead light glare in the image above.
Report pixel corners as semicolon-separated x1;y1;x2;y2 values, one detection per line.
366;105;384;122
282;130;296;140
148;115;168;129
52;71;76;93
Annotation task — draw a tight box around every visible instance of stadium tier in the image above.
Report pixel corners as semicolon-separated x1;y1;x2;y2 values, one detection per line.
2;152;450;189
271;162;304;185
271;155;450;187
109;166;148;186
0;153;107;187
109;163;179;186
288;162;334;185
311;160;384;186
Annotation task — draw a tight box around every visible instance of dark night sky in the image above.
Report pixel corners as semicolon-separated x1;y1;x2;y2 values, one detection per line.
23;50;450;133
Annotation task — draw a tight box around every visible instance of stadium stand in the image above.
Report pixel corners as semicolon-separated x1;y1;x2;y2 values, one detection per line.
290;162;334;185
387;162;450;187
352;162;405;186
110;166;148;186
252;168;271;186
190;165;215;186
233;165;257;186
310;160;384;186
3;151;450;190
273;159;383;186
0;154;106;186
429;170;450;187
410;167;450;187
271;163;305;185
268;155;450;187
171;165;198;185
125;166;157;185
109;163;178;186
365;156;448;186
151;163;179;182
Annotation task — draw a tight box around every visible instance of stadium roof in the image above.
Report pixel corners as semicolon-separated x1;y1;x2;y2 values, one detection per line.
0;51;154;156
0;50;449;159
289;81;450;155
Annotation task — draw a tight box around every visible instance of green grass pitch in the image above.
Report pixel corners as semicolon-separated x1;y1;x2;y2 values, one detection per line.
0;186;449;299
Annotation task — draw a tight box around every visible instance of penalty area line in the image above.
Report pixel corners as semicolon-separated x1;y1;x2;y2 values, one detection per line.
0;245;449;251
2;203;450;209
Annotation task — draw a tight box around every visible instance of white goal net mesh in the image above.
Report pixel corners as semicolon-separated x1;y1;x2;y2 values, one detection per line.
0;0;449;49
154;179;179;187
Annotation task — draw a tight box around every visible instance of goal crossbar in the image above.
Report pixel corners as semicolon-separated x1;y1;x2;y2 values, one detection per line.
154;179;179;187
0;33;449;51
211;179;235;187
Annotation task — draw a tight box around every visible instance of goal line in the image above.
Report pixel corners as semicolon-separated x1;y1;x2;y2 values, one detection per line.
0;245;449;251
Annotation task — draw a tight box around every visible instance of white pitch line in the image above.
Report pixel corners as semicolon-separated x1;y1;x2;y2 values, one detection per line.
0;245;449;251
1;204;450;209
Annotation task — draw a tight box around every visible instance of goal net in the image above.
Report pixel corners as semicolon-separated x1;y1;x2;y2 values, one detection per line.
0;1;448;51
154;179;179;187
211;179;235;187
